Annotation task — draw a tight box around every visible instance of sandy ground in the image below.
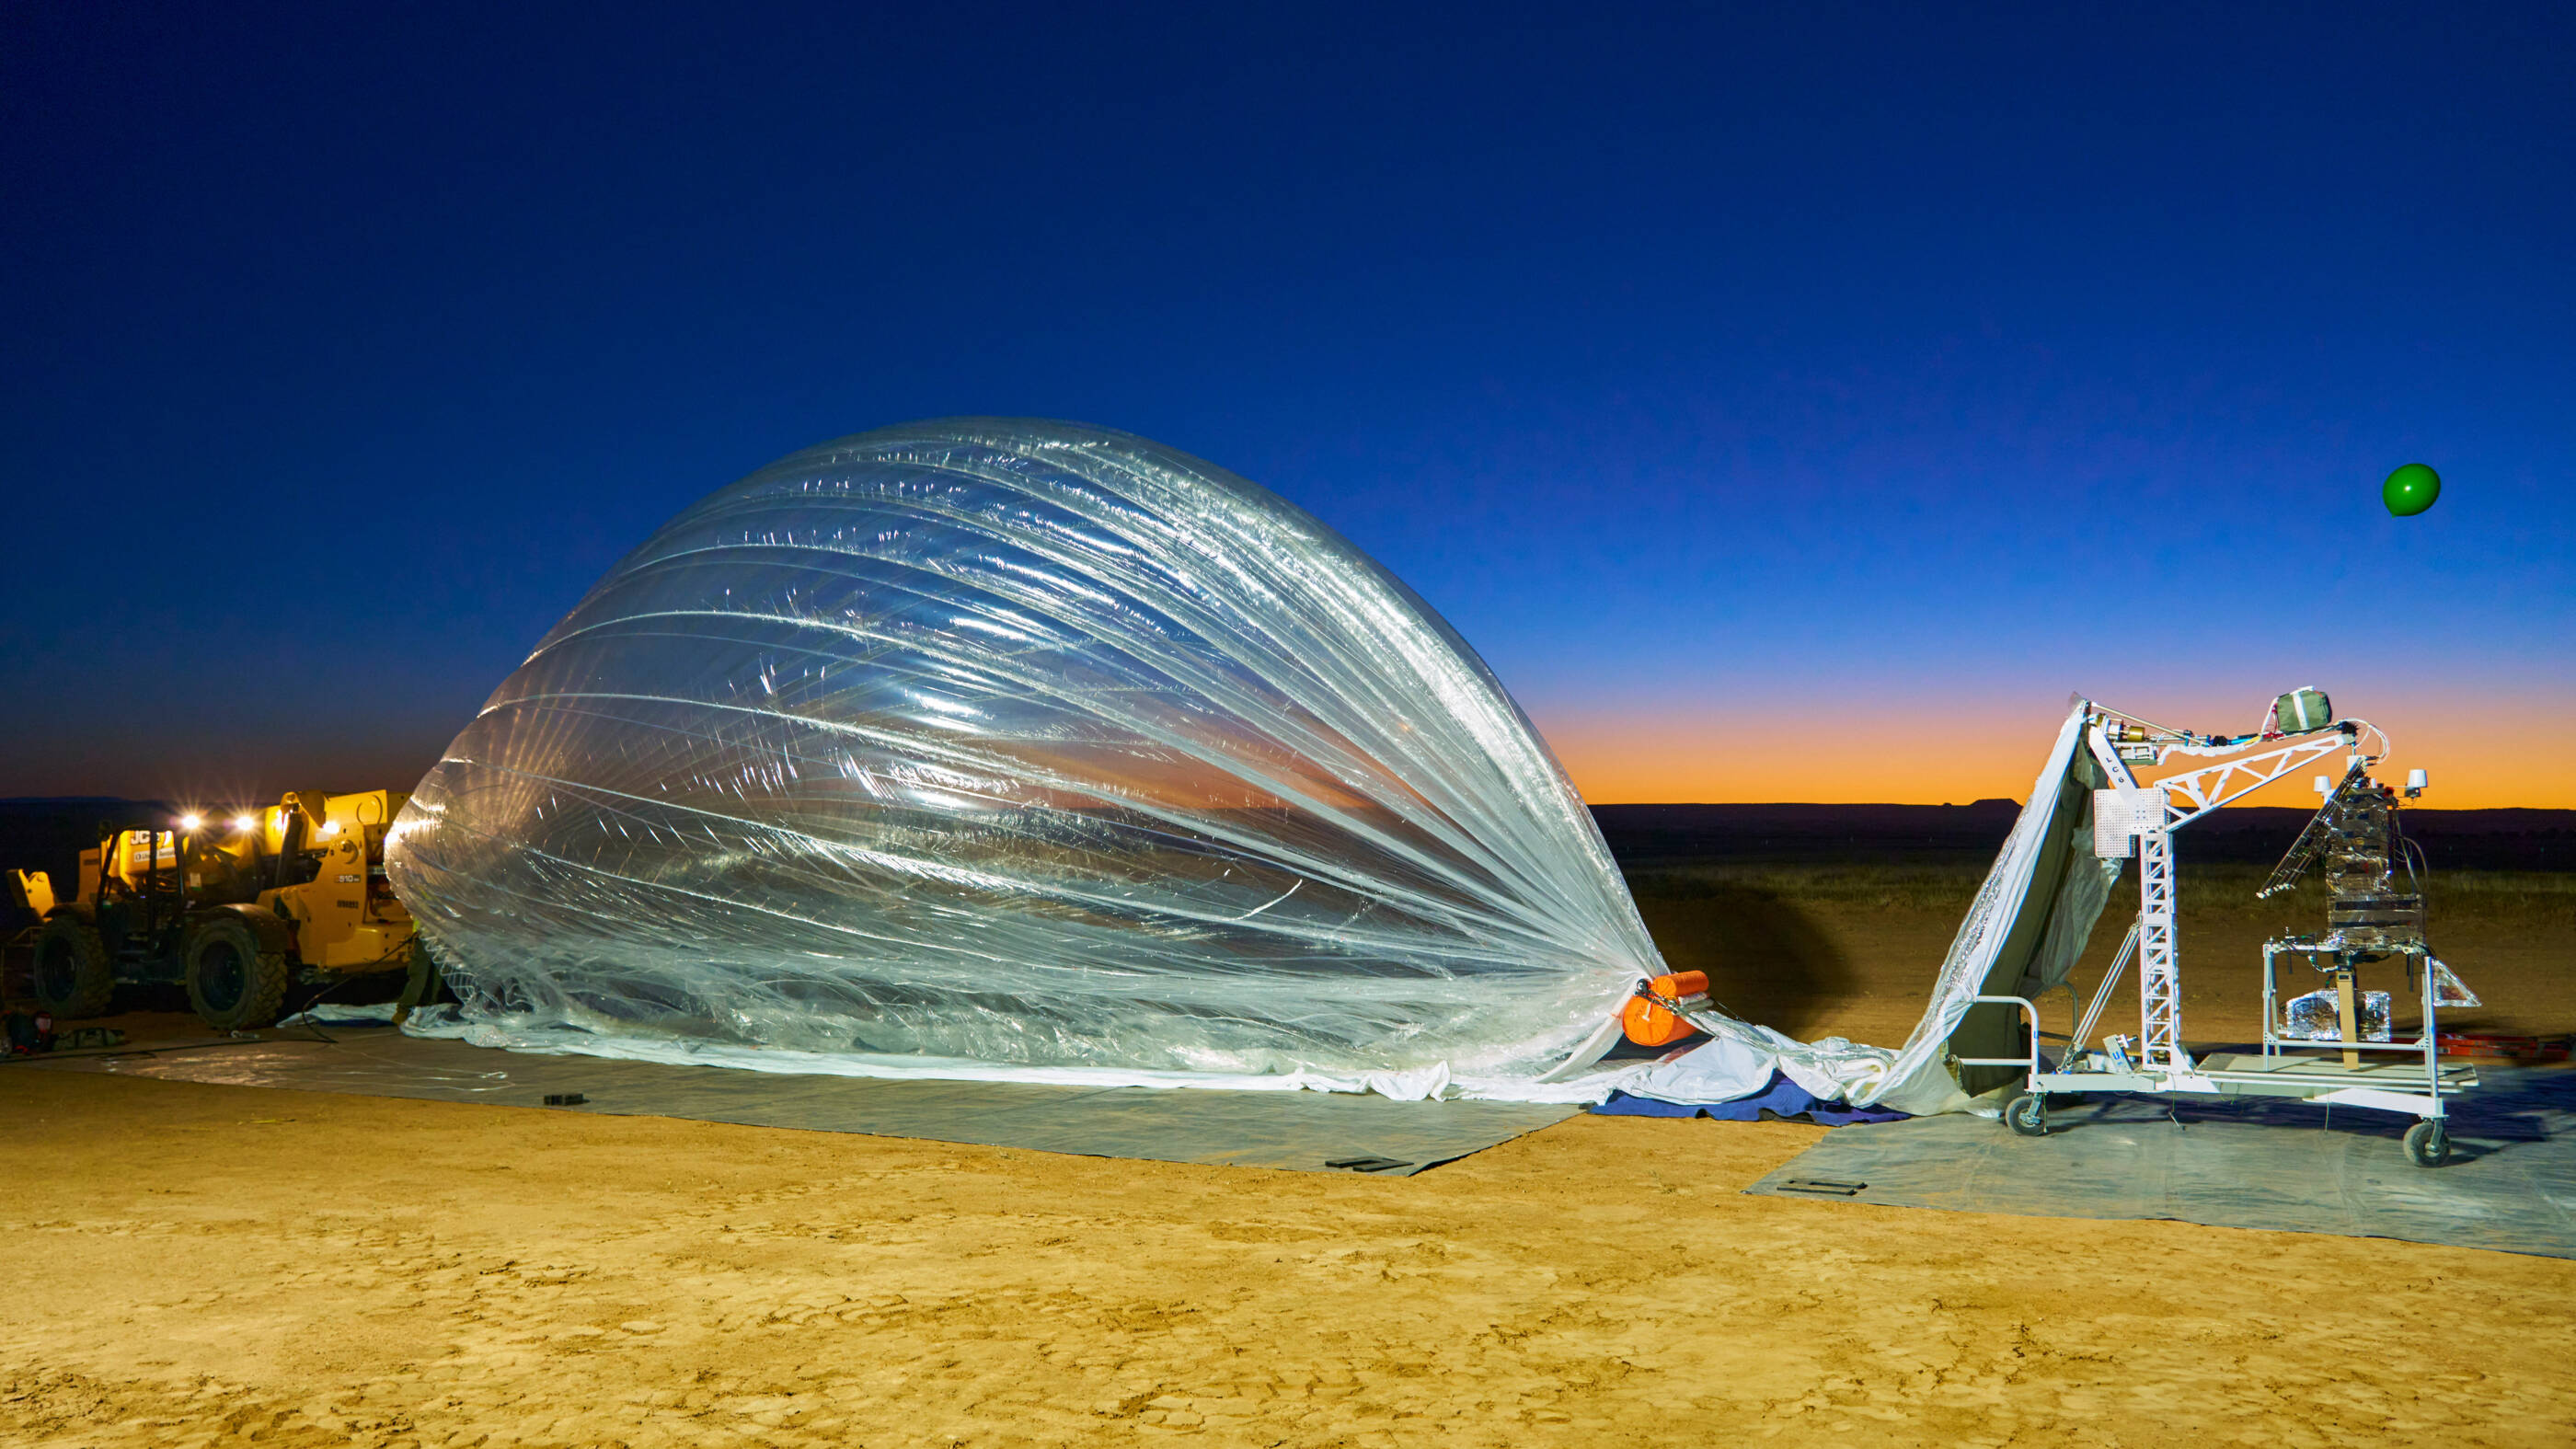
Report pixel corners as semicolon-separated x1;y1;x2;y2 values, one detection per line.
6;1069;2576;1449
4;878;2571;1447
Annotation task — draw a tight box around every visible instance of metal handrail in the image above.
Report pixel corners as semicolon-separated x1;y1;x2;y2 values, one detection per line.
1959;995;2041;1077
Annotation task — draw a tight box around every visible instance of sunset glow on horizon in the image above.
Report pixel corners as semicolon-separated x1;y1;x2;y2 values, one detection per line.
1535;700;2576;811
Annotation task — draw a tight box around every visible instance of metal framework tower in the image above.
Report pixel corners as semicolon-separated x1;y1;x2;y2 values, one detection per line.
2136;825;2182;1071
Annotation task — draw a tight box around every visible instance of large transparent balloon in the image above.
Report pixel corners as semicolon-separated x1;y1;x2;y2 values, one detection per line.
386;419;1665;1081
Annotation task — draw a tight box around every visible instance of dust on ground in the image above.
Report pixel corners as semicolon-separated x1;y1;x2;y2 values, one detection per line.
3;865;2571;1448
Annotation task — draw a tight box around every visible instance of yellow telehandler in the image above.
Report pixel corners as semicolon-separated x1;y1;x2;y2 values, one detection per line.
6;789;437;1031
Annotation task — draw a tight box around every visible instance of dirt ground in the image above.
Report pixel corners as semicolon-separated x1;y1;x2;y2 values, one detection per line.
4;870;2572;1447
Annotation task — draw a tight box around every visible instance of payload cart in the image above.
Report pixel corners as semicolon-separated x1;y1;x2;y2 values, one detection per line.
1972;692;2479;1168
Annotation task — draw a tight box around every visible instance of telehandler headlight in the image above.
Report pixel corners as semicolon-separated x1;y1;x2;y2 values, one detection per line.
178;813;203;832
233;814;258;832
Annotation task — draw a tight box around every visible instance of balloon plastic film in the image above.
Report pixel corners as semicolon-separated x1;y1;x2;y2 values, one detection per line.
386;419;1670;1085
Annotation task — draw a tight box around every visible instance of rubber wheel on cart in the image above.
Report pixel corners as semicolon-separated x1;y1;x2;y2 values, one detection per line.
183;916;290;1031
2005;1091;2049;1137
30;916;116;1018
2403;1120;2450;1169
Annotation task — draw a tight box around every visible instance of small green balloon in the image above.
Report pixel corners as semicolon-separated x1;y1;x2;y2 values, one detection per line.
2384;463;2441;516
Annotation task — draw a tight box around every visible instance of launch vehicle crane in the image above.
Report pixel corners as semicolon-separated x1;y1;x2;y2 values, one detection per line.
1974;690;2479;1167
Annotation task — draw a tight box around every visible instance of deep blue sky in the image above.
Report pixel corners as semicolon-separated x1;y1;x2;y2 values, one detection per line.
6;3;2570;805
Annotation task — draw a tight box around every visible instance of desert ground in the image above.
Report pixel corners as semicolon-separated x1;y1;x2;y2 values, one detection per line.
5;859;2572;1447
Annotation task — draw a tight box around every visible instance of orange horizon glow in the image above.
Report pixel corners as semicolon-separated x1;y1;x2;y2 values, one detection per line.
1535;703;2576;811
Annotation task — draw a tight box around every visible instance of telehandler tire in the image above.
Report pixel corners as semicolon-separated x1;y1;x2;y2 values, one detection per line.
30;916;115;1018
184;916;289;1031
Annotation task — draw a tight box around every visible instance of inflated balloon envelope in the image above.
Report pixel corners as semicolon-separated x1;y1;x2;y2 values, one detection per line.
390;418;1768;1100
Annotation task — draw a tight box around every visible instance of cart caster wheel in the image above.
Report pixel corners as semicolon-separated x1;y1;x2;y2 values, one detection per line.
2403;1120;2450;1168
2006;1092;2049;1137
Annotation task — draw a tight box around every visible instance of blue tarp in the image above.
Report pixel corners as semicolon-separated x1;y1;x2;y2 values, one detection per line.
1593;1071;1910;1126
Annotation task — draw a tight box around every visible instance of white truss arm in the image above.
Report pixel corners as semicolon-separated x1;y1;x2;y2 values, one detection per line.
2147;729;2373;829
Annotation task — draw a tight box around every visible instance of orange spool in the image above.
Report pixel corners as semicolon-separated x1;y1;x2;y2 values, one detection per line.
1620;971;1710;1047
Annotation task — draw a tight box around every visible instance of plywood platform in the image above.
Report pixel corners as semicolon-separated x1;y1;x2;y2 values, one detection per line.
2195;1050;2480;1091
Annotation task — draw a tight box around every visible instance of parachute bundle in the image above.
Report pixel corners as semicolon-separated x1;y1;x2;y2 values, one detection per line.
386;419;1667;1086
